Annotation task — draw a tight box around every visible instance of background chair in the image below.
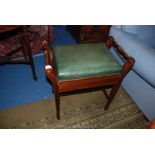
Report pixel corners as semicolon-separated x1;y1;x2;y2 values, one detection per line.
110;25;155;121
0;25;53;80
0;26;37;80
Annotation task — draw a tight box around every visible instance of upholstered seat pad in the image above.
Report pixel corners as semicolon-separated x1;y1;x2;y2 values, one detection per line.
52;43;122;81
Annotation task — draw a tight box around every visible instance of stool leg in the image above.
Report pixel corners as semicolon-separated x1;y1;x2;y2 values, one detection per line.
104;83;120;110
55;92;60;120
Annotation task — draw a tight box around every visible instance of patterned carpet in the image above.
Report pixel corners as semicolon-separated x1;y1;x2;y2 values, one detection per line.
0;87;149;129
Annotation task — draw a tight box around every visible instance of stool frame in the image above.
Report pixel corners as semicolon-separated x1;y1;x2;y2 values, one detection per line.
43;36;135;119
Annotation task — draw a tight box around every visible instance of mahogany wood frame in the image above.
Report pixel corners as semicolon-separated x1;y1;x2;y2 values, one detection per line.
43;36;135;119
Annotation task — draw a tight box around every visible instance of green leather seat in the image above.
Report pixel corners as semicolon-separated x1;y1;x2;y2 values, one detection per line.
52;43;122;81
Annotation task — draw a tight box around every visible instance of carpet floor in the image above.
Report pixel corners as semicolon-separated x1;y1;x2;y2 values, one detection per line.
0;54;54;109
0;87;149;129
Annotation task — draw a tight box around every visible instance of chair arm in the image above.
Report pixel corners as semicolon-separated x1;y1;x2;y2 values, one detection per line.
42;40;52;63
42;40;56;77
106;36;134;60
106;36;135;80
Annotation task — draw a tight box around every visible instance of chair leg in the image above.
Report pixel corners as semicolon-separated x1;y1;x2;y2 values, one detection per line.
28;52;37;81
55;92;60;120
22;30;37;81
23;38;37;80
23;44;28;61
104;83;120;110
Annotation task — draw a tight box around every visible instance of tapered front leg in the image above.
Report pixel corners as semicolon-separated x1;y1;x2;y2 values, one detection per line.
55;92;60;120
